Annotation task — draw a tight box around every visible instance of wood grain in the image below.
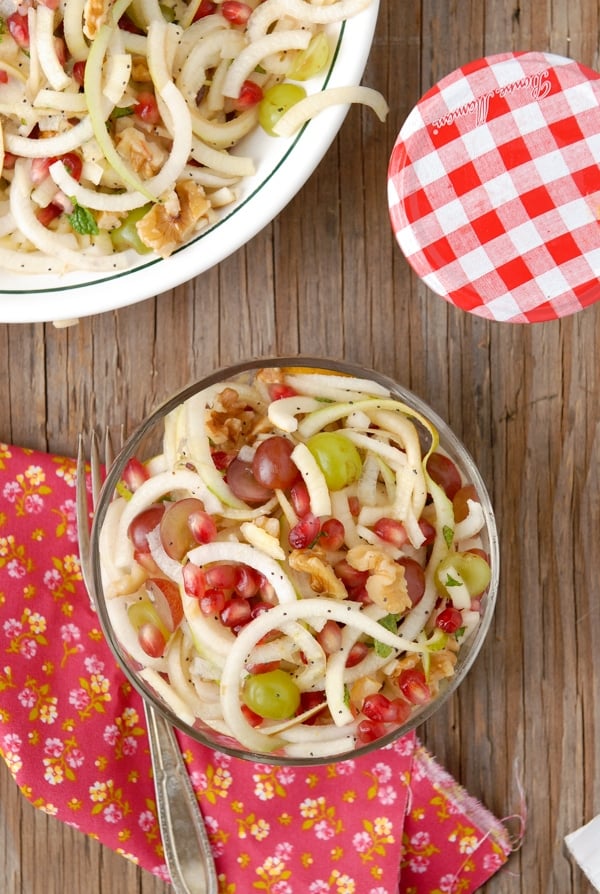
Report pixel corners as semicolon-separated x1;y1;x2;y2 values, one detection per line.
1;1;600;892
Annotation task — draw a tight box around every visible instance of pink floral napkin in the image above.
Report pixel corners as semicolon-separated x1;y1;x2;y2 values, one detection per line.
0;442;513;893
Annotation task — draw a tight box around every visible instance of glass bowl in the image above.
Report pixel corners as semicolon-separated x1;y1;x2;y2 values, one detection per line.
90;357;499;765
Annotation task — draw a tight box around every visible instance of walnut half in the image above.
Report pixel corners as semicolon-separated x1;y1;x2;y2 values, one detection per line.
346;544;411;614
137;181;211;258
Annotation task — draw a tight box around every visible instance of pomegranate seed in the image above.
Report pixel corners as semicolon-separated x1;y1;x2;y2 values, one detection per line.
250;601;272;618
373;517;408;548
357;718;388;744
246;660;279;675
57;152;83;182
348;495;360;516
182;562;206;600
398;668;431;705
334;559;369;590
51;190;73;214
0;71;7;84
349;585;372;606
267;383;297;401
54;36;67;66
315;620;342;654
362;693;392;721
119;12;143;32
7;13;29;50
134;91;161;124
388;698;411;724
188;509;218;544
193;0;217;20
211;450;232;470
233;79;263;111
72;59;86;85
362;693;411;724
436;606;463;633
289;512;321;549
221;0;252;24
289;479;311;516
122;456;149;492
2;152;17;171
221;596;252;628
199;588;226;615
36;202;62;227
257;577;278;605
299;691;326;723
345;641;370;667
204;563;237;590
241;704;263;727
234;564;261;598
31;157;53;186
319;518;345;551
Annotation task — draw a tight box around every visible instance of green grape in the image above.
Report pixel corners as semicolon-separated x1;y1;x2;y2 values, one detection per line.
305;432;363;491
242;669;301;720
434;551;491;597
258;83;307;136
288;32;330;81
110;204;153;254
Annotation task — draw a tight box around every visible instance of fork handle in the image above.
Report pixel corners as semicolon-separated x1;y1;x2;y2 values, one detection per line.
143;702;218;894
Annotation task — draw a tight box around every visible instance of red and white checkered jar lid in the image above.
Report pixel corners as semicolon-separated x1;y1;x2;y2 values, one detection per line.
388;52;600;323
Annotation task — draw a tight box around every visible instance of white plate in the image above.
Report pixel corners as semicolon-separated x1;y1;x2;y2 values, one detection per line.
0;3;379;324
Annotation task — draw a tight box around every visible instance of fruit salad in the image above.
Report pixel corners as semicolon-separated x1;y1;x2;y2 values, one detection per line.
97;365;495;760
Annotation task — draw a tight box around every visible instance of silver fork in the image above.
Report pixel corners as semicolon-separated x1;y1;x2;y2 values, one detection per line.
76;430;218;894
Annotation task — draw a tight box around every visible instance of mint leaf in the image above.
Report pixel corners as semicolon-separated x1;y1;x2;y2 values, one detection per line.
444;573;461;587
67;203;99;236
443;524;454;548
110;106;134;120
374;613;398;658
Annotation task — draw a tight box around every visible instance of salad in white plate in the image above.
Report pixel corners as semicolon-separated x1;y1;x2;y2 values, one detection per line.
96;364;496;760
0;0;386;274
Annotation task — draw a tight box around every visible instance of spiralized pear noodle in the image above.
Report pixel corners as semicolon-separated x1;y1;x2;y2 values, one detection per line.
98;366;493;760
0;0;386;274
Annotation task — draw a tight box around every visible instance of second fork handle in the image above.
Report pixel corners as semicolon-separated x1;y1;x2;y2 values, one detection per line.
143;701;218;894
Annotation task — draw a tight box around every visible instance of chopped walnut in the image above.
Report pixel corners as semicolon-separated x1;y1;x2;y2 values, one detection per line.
83;0;111;39
205;386;269;452
131;56;151;83
115;126;167;179
255;367;284;386
136;181;210;259
96;209;125;231
288;549;349;599
346;544;411;614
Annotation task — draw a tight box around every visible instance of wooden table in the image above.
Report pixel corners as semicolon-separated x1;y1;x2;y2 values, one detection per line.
1;1;599;891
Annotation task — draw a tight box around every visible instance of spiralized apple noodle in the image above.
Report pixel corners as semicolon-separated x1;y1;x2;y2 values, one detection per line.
0;0;387;273
97;366;494;760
